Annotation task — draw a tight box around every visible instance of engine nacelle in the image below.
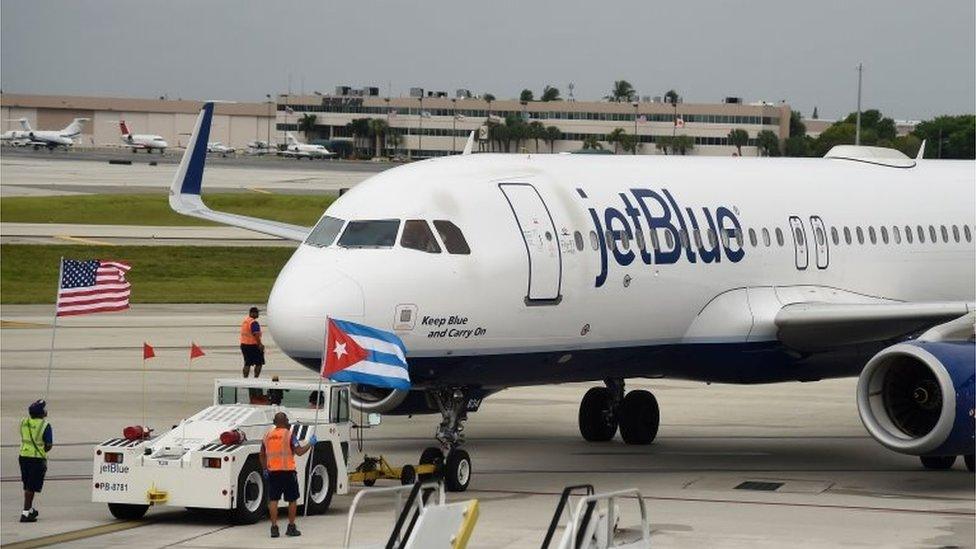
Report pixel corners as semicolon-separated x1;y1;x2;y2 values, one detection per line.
857;341;975;457
349;385;439;415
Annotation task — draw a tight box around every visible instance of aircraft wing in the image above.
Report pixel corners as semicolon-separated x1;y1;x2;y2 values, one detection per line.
168;102;310;242
775;301;974;352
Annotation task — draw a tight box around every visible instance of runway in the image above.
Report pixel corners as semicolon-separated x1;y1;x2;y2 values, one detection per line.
0;151;390;197
1;305;972;548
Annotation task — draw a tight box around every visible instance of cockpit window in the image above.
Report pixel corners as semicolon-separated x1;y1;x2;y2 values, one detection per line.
305;215;345;248
433;220;471;255
401;220;442;253
338;219;400;248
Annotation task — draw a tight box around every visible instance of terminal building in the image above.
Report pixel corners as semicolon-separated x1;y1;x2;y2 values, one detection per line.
1;91;791;157
278;88;792;157
0;93;275;150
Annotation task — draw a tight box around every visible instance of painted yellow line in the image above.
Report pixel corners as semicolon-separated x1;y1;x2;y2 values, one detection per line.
53;235;117;246
247;187;272;194
0;320;50;329
1;520;148;549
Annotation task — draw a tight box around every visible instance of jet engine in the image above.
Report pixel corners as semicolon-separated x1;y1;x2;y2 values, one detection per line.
857;341;974;457
349;385;439;415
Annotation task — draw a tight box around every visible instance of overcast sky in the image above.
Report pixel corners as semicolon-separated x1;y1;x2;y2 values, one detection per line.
2;0;973;120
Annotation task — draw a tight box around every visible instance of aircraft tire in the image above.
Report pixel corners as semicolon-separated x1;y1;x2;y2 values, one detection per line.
108;503;149;520
618;390;660;445
444;449;471;492
920;455;956;470
578;387;618;442
418;447;444;482
230;457;267;524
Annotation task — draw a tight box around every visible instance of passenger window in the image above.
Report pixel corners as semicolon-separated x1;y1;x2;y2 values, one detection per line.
928;225;937;243
401;220;442;253
649;228;660;251
893;226;901;244
748;228;757;247
693;229;703;249
762;228;770;247
880;226;888;244
856;226;864;244
574;231;584;251
305;215;345;248
917;226;925;243
965;225;973;243
775;228;784;246
868;226;876;244
794;227;804;246
733;229;743;248
338;219;400;248
940;225;948;243
433;220;471;254
905;226;913;243
589;230;599;250
635;230;646;251
843;226;852;245
952;225;960;243
679;229;689;249
815;226;824;246
830;227;839;245
710;229;719;248
621;230;630;251
665;230;675;249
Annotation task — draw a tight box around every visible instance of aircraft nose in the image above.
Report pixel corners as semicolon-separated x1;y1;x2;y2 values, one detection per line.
267;248;365;364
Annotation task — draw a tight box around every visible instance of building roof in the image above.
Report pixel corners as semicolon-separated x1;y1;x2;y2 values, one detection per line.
0;93;272;117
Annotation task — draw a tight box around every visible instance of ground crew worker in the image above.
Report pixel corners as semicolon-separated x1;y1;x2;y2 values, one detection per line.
260;412;316;538
19;400;52;523
240;306;265;378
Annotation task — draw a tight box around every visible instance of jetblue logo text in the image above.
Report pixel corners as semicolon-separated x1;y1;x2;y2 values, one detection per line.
583;187;745;287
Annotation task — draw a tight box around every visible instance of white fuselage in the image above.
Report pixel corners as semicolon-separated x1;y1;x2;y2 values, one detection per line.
267;154;975;387
123;133;168;151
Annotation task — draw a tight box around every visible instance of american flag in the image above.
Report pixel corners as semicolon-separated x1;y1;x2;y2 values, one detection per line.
56;259;131;317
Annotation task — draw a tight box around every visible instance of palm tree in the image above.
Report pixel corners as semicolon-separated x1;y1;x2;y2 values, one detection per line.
368;118;389;157
606;80;636;102
545;126;562;153
756;129;780;157
619;134;639;154
298;113;318;141
655;136;672;155
663;89;680;104
582;135;603;150
529;121;545;152
673;135;694;155
345;118;370;156
728;128;749;156
607;128;626;153
541;85;561;102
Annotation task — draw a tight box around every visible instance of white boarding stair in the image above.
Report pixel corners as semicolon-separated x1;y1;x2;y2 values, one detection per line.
542;485;651;549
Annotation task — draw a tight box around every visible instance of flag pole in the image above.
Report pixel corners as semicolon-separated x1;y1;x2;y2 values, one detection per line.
44;257;64;398
303;376;324;517
142;348;149;429
180;346;195;448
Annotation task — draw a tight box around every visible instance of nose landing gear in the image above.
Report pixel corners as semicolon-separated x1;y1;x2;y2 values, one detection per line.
420;387;473;492
578;378;660;445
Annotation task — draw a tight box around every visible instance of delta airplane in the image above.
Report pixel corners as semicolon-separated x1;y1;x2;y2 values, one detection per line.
119;120;168;154
280;132;333;159
2;117;88;149
170;103;975;488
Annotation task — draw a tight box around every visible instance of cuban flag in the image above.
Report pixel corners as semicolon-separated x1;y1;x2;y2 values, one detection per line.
321;317;410;389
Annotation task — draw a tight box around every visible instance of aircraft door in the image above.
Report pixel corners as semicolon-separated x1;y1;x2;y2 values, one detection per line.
498;183;562;303
809;216;829;269
788;216;809;270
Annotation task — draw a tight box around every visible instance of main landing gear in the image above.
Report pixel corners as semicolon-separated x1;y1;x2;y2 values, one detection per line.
419;387;473;492
578;378;660;445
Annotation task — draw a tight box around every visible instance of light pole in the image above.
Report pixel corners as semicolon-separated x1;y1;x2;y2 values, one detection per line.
417;96;424;159
452;98;457;154
265;94;272;146
385;97;391;158
855;62;863;146
632;101;639;155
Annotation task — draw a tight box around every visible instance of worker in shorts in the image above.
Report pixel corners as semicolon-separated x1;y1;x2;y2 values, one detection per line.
260;412;316;538
240;306;265;377
19;400;53;523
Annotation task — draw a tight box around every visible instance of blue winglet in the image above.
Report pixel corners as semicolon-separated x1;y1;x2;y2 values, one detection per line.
178;102;214;196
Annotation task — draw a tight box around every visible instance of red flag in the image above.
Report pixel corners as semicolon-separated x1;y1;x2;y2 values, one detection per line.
189;343;205;360
143;342;155;360
322;318;368;378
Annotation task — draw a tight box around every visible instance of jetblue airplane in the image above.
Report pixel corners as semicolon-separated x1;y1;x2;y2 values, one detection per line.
170;103;975;489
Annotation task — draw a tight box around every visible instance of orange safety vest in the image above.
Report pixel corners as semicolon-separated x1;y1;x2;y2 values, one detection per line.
263;427;296;471
240;317;260;345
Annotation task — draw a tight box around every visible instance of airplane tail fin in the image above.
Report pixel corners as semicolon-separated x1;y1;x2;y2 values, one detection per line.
62;118;88;136
16;118;31;131
168;103;308;241
119;120;131;136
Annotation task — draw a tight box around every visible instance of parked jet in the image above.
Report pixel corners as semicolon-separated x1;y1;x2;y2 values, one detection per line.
280;132;333;159
170;103;975;488
206;142;236;156
5;118;88;149
1;118;32;145
245;140;277;155
119;120;168;154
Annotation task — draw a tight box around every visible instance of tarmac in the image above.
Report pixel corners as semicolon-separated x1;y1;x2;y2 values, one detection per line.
1;304;973;548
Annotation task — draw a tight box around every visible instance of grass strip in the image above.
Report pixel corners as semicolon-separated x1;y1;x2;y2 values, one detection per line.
0;193;334;227
1;244;293;304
